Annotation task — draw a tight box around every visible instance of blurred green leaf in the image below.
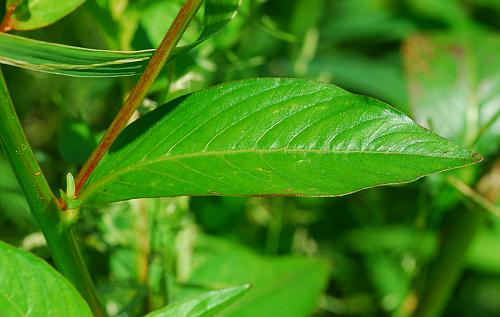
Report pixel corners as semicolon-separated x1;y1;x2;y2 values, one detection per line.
344;226;436;257
470;0;500;9
404;31;500;155
307;53;408;108
322;0;415;43
140;1;199;48
343;225;500;275
0;240;92;317
188;236;329;317
407;0;469;27
366;255;409;312
0;0;239;77
58;121;98;165
0;155;32;231
8;0;86;31
289;0;323;41
80;78;479;206
144;284;250;317
467;227;500;274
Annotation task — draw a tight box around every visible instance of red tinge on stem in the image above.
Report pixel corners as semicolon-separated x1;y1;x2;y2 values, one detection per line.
0;4;16;33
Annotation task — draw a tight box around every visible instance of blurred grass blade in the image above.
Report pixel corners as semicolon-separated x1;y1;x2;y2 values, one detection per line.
0;32;154;77
0;240;92;317
0;0;239;77
7;0;86;31
79;78;481;206
144;284;250;317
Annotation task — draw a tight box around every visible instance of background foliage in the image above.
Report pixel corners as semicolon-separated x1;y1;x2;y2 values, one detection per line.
1;0;499;316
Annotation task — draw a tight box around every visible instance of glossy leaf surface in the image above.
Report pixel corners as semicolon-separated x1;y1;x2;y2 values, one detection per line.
0;240;92;317
144;284;250;317
404;32;500;155
7;0;86;30
80;78;480;205
186;236;330;317
0;0;239;77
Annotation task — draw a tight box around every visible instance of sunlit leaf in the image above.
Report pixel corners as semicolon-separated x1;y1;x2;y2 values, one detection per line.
0;240;92;317
80;78;480;206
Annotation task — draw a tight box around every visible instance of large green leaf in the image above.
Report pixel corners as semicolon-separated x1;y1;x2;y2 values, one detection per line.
0;240;92;317
80;78;480;206
144;284;250;317
185;236;330;317
0;0;239;77
7;0;86;31
404;31;500;155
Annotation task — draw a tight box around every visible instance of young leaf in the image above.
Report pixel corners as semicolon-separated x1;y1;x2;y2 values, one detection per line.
404;31;500;155
0;0;239;77
143;284;250;317
8;0;86;31
79;78;481;206
186;236;330;317
0;240;92;317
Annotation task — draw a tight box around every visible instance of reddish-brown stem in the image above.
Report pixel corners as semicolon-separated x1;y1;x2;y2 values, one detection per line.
74;0;204;196
0;4;16;32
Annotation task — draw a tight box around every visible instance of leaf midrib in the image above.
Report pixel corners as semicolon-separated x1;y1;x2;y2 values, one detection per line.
81;147;473;199
0;288;25;317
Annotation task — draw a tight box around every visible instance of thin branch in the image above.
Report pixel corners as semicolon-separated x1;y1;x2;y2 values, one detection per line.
447;175;500;217
74;0;204;196
468;107;500;147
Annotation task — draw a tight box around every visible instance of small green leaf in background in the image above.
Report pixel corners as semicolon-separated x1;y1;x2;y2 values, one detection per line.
144;284;251;317
80;78;480;206
0;240;92;317
467;226;500;275
307;53;408;109
323;0;415;43
404;31;500;156
140;1;198;48
58;121;99;165
185;236;330;317
406;0;469;28
0;0;239;77
8;0;86;31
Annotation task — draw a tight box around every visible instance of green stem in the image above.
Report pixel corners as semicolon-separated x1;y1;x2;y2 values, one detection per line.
74;0;204;196
266;197;285;254
413;208;483;317
0;69;106;317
